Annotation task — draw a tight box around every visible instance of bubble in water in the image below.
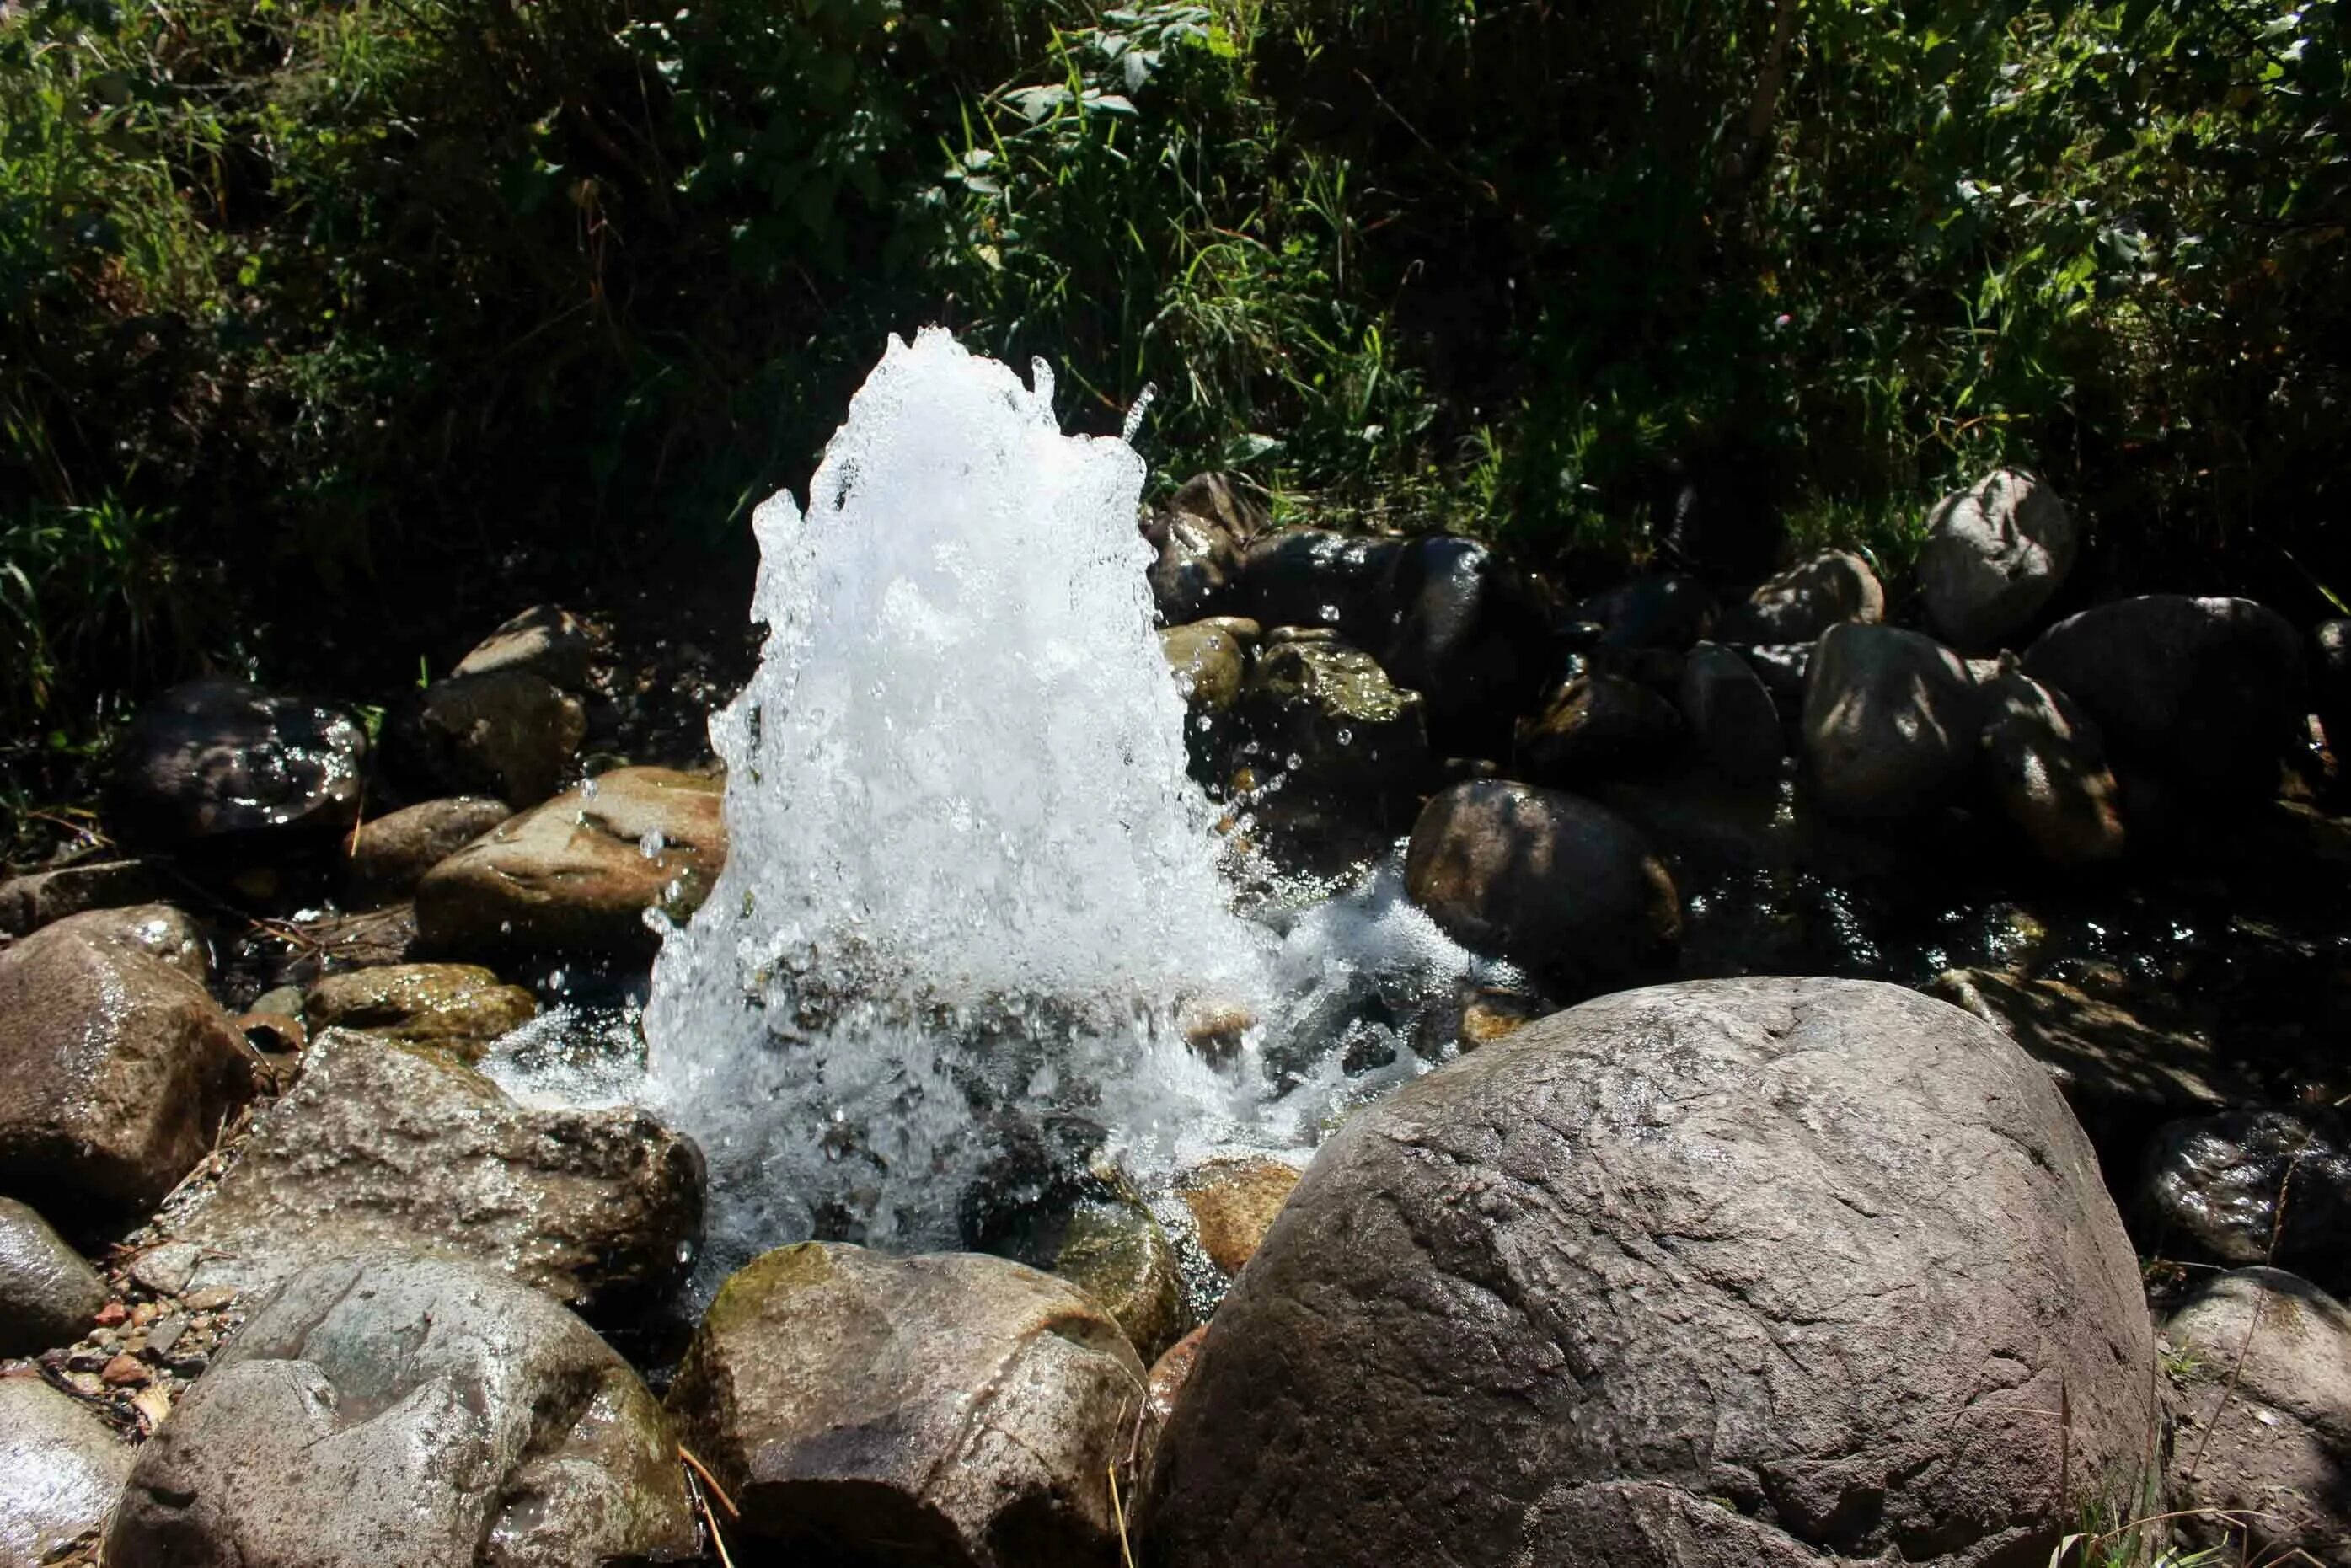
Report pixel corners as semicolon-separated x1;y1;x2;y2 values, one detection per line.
639;829;667;859
1285;753;1303;770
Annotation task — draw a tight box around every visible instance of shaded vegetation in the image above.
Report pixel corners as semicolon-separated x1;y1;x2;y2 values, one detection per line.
3;0;2347;804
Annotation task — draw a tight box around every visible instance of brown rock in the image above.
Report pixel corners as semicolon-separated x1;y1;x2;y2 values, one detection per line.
100;1351;149;1387
1979;663;2127;864
391;668;586;808
415;767;725;958
1146;1324;1210;1426
0;859;163;937
1159;623;1247;713
0;1196;109;1356
302;963;536;1061
341;796;513;907
1717;549;1885;643
0;1377;135;1565
1176;1157;1299;1276
450;604;599;691
1514;672;1684;785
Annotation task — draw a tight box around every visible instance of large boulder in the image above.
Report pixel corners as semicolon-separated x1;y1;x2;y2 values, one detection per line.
388;667;587;809
162;1028;700;1320
415;766;725;957
1142;978;2156;1568
0;1196;108;1356
1978;663;2127;864
1716;550;1884;644
105;1253;697;1568
1800;623;1979;821
1404;780;1679;989
303;962;537;1061
0;1376;134;1566
0;910;262;1214
1372;535;1548;755
665;1243;1147;1567
1234;528;1402;642
1242;641;1427;795
107;679;366;847
2022;595;2305;803
341;795;514;907
2163;1268;2351;1565
1919;470;2078;650
2139;1110;2351;1293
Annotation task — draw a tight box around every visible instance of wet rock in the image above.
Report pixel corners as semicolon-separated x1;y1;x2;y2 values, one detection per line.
1175;1157;1299;1277
450;603;599;692
1235;528;1402;642
1052;1195;1185;1361
0;859;163;939
1677;641;1786;787
665;1242;1147;1567
1800;623;1980;821
105;1253;696;1568
1404;779;1679;989
163;1028;701;1320
0;913;261;1214
1931;968;2252;1126
1141;978;2155;1568
1242;641;1427;795
302;963;536;1061
1374;535;1548;755
1716;549;1885;644
341;796;513;907
1513;673;1684;785
2313;618;2351;757
1739;641;1813;703
0;1376;133;1566
0;1197;107;1356
2164;1268;2351;1565
1169;471;1270;543
2022;595;2305;803
2140;1110;2351;1292
1145;1325;1209;1427
388;667;587;809
415;766;725;958
1919;470;2076;651
1979;663;2127;864
42;903;209;983
107;679;366;847
1144;508;1242;624
1571;573;1712;651
1159;622;1247;714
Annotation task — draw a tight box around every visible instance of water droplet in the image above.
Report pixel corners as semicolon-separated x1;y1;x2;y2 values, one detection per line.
639;829;667;859
1285;752;1303;770
1337;728;1353;746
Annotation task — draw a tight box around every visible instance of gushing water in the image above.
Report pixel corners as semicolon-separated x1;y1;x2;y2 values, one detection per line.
636;329;1481;1280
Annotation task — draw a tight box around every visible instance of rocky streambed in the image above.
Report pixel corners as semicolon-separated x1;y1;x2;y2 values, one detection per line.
4;469;2350;1565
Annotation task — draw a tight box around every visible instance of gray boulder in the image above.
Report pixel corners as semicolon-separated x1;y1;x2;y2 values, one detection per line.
0;1196;108;1356
1717;549;1885;644
1141;977;2156;1568
1678;642;1786;787
341;796;514;907
107;679;366;846
0;1377;133;1566
2164;1268;2351;1565
389;667;587;809
1919;470;2078;650
2022;595;2305;803
163;1028;700;1320
0;911;261;1214
450;604;598;691
2140;1111;2351;1292
105;1253;697;1568
1978;663;2127;864
1800;623;1979;821
666;1242;1147;1567
1404;779;1679;989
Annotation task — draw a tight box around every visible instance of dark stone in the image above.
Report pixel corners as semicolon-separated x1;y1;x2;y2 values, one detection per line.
340;795;513;908
1570;574;1713;651
1677;642;1785;788
1800;623;1980;822
1234;528;1404;643
1241;641;1427;795
1715;550;1885;644
108;679;365;847
2140;1110;2351;1292
449;603;599;691
0;1195;109;1355
1513;673;1684;785
1371;535;1548;756
0;859;163;938
386;667;587;809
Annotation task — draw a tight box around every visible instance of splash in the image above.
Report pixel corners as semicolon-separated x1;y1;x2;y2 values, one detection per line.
639;329;1486;1277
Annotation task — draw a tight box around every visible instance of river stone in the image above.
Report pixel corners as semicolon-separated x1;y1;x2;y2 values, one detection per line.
1979;664;2127;864
105;1253;696;1568
2022;595;2305;803
0;913;261;1215
1930;968;2251;1127
2140;1110;2351;1292
43;902;210;983
2164;1268;2351;1565
1146;1325;1209;1427
341;795;514;907
415;766;725;958
0;1376;133;1566
1159;622;1247;714
1514;673;1684;785
1717;549;1885;644
1144;508;1241;624
1175;1156;1300;1278
390;667;587;809
1052;1195;1186;1361
1243;640;1427;794
1170;470;1270;543
1236;528;1402;643
0;859;163;938
1801;622;1980;821
164;1028;700;1319
108;679;366;846
1141;977;2156;1568
1919;470;2078;651
1404;779;1679;989
451;603;598;692
302;963;537;1061
0;1196;107;1356
1374;535;1548;755
666;1242;1148;1567
1678;641;1785;787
